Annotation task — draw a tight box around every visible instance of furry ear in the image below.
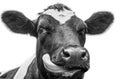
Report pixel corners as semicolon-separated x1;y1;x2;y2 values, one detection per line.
1;11;37;37
85;11;114;34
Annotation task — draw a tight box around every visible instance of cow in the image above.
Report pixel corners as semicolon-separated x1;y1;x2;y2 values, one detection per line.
0;3;114;79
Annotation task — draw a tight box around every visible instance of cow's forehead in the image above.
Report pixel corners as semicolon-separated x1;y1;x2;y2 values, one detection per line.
39;4;75;24
37;4;86;29
43;9;75;24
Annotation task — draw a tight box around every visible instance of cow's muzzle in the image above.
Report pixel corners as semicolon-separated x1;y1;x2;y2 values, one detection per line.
54;46;89;71
42;46;90;77
61;47;89;63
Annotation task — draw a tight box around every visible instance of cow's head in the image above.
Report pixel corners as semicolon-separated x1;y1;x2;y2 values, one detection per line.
1;4;114;79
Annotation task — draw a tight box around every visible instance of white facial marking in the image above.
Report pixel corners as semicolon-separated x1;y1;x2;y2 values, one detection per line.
43;9;75;24
13;54;35;79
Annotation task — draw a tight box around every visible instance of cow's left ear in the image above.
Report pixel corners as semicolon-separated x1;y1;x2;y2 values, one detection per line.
1;11;37;37
85;11;114;34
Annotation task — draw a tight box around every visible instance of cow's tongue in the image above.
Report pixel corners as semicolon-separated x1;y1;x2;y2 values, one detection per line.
42;54;79;77
42;53;66;73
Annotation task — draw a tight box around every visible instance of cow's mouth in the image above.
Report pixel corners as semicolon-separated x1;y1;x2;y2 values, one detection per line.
42;53;88;77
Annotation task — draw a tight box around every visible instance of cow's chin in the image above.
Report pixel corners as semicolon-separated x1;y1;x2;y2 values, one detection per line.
42;53;81;77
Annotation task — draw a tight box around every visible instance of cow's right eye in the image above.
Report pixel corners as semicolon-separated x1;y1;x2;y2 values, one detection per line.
38;27;47;34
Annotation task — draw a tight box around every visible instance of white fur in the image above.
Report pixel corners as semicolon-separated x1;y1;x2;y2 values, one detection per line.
13;54;35;79
43;8;75;24
0;71;8;76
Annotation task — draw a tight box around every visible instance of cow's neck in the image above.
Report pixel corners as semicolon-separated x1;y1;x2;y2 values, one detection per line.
13;54;39;79
24;58;40;79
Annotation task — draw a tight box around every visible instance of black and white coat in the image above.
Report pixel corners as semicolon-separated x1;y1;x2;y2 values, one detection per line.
0;3;114;79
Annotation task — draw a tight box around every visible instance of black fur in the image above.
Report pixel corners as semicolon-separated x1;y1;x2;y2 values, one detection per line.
85;11;114;34
1;11;37;37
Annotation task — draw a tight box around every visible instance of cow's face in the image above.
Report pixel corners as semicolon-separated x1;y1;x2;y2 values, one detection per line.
2;4;114;79
36;13;89;78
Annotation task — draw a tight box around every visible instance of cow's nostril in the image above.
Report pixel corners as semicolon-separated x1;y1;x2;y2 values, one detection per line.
81;52;86;58
61;50;71;61
62;50;70;58
81;52;88;61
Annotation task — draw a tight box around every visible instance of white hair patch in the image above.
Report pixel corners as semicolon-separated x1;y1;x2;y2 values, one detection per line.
13;54;35;79
43;9;75;24
0;71;8;76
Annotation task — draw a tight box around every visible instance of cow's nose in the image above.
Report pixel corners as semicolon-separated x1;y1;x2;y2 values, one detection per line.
61;47;89;61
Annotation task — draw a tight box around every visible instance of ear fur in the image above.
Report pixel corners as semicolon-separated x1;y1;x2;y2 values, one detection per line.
1;10;37;37
85;11;114;34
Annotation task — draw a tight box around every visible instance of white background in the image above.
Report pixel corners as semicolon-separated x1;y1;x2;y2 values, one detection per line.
0;0;119;79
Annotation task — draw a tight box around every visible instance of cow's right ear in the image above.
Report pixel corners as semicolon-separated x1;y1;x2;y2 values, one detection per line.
1;11;37;37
